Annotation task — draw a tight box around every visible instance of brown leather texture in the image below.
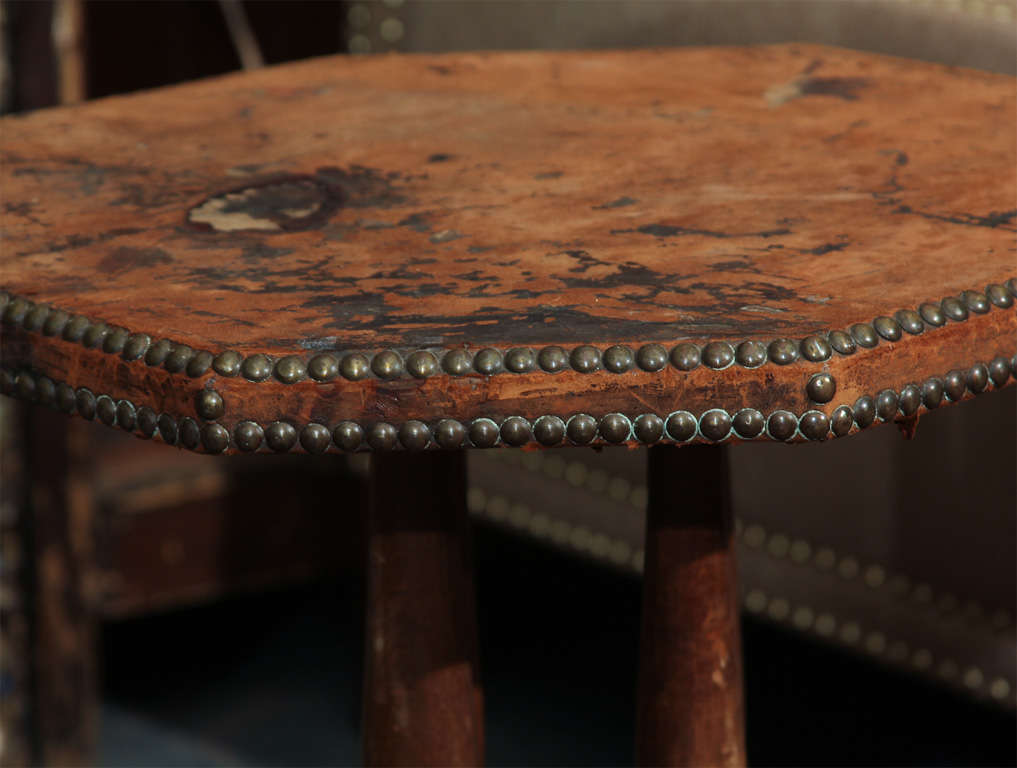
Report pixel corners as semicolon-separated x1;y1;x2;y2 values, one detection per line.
1;45;1014;445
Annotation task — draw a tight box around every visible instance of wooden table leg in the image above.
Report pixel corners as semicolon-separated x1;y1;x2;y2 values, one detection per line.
363;450;483;767
636;445;745;767
22;405;97;767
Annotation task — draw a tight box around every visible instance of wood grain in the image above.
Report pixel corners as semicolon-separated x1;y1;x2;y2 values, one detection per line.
638;445;744;767
364;451;483;766
1;44;1014;441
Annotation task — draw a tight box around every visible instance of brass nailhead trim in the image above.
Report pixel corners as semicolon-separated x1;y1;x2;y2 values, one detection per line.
1;280;1012;383
1;354;1011;454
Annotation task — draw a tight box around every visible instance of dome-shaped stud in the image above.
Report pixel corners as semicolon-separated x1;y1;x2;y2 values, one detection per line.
806;373;836;403
367;422;398;451
468;418;500;448
943;370;966;401
372;350;404;380
157;413;178;444
735;341;767;368
854;398;880;430
116;400;137;431
873;316;902;342
340;353;371;381
570;346;601;373
474;348;503;376
988;357;1011;387
504;348;537;374
399;421;432;451
300;423;332;454
1011;355;1017;376
765;410;796;441
921;378;944;409
308;354;339;382
940;297;967;322
103;327;130;354
603;345;634;374
186;351;214;377
500;416;532;446
828;330;856;356
202;423;230;454
2;297;29;324
35;376;55;407
43;310;69;337
830;406;853;437
274;355;307;384
699;409;732;442
598;413;631;443
960;290;990;314
137;407;158;437
234;421;264;452
767;339;799;365
121;333;150;361
732;408;765;439
333;421;364;452
434;419;467;449
849;324;878;348
633;413;664;444
670;343;701;371
986;284;1013;308
76;388;97;420
702;342;735;370
566;414;598;445
212;350;243;376
22;304;49;332
83;323;111;350
63;315;90;342
965;363;989;393
265;421;298;452
893;309;925;335
163;344;194;373
918;302;946;327
533;415;566;446
55;382;76;413
898;384;922;417
241;353;273;382
875;389;899;421
665;411;697;442
406;350;439;379
145;339;173;368
537;346;568;373
14;372;37;402
799;411;830;441
800;336;832;362
179;418;201;450
442;349;473;375
195;389;224;421
636;344;668;372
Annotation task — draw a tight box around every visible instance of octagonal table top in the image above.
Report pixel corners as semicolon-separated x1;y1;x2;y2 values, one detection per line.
1;44;1014;454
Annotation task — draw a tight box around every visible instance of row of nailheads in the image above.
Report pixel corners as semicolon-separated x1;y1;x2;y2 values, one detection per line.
466;483;1015;704
3;355;1012;453
1;280;1013;383
484;448;1017;633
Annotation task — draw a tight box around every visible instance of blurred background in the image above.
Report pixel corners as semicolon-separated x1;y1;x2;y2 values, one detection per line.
1;1;1015;765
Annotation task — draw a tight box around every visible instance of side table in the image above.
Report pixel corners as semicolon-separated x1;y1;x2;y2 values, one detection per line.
2;44;1014;766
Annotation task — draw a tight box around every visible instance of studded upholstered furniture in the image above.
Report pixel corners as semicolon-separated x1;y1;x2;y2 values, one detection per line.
385;0;1017;722
2;44;1015;766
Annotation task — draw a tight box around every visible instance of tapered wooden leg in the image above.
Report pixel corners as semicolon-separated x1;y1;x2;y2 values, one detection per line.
363;450;483;767
636;445;745;768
